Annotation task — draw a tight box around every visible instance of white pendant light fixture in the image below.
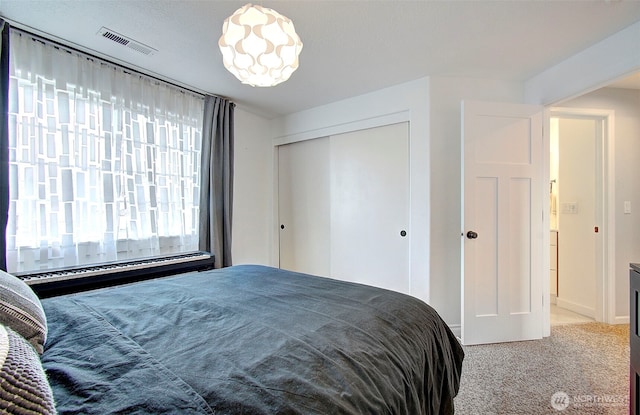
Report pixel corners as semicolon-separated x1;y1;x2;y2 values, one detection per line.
218;3;303;87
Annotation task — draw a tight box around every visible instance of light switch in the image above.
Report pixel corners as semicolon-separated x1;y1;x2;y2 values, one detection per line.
561;202;578;214
625;201;632;214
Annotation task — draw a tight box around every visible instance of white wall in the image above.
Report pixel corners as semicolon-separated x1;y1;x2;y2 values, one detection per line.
555;87;640;320
231;18;640;329
525;20;640;106
524;18;640;325
234;79;534;332
231;107;273;265
271;78;432;304
555;118;598;318
267;77;524;325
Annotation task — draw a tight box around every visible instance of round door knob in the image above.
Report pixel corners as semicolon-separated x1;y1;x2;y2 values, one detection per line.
280;224;285;229
400;230;407;237
466;231;478;239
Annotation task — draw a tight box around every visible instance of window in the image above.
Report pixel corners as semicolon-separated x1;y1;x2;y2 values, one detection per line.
7;30;204;274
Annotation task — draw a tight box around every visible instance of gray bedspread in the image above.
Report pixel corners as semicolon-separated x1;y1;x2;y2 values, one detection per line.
41;265;463;414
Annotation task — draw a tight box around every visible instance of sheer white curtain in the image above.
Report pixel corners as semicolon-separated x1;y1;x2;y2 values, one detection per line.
7;30;204;273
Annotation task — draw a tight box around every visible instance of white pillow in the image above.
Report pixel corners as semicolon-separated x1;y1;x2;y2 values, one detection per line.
0;270;47;354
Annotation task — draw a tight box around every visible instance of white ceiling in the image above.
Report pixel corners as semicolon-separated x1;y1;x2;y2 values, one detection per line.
2;0;640;118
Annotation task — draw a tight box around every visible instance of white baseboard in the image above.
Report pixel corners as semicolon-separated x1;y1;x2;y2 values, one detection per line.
556;297;595;319
449;323;461;339
613;315;629;325
451;311;627;343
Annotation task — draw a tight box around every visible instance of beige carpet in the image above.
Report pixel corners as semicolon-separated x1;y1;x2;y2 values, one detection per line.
453;323;629;414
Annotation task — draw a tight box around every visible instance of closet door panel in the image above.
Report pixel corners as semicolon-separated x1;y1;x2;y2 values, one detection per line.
278;137;330;276
330;122;410;294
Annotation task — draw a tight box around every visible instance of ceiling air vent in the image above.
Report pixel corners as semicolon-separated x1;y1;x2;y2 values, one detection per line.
97;27;157;56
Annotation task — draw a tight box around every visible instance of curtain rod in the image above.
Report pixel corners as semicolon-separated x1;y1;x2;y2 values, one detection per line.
4;18;227;101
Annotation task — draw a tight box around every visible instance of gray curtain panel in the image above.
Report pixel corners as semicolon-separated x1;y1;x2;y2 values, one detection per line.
0;20;9;271
199;96;235;268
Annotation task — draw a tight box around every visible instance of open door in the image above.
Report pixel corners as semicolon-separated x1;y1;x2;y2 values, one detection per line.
461;100;544;345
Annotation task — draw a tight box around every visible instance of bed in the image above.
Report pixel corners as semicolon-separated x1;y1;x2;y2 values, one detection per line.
3;264;464;414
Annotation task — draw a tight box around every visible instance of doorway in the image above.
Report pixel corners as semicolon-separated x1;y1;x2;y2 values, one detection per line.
548;108;615;325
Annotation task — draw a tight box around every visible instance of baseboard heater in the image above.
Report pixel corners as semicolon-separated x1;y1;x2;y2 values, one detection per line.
14;251;215;298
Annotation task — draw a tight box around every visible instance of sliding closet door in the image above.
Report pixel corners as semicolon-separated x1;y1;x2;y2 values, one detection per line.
278;137;330;276
330;122;410;294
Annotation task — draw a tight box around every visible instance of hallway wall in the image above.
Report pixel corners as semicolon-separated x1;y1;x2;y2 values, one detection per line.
555;117;597;318
555;86;640;321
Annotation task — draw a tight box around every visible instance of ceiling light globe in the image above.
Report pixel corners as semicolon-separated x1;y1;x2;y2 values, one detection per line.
219;3;303;87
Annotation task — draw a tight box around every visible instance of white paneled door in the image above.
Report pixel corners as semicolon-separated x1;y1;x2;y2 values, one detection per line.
278;123;410;294
462;101;544;345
